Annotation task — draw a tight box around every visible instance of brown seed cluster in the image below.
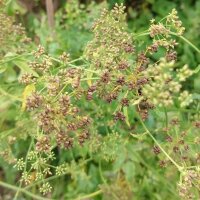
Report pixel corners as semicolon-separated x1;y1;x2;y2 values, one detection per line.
155;116;200;170
59;52;70;63
153;146;161;155
78;130;90;146
19;73;36;85
138;100;154;121
26;92;43;111
37;106;56;133
21;48;92;151
178;170;200;200
166;50;177;62
149;24;169;38
0;1;30;57
36;136;51;152
59;94;71;115
29;57;53;73
9;4;199;198
56;131;74;150
194;121;200;128
114;111;125;121
47;76;60;96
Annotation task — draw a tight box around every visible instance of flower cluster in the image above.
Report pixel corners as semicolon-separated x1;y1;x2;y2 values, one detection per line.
4;4;199;199
85;4;134;69
19;46;92;157
142;59;193;107
154;117;199;165
0;0;30;56
178;170;200;200
84;4;136;122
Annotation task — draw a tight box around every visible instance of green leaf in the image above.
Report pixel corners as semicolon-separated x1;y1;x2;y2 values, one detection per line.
194;65;200;74
122;161;135;182
13;60;39;77
123;107;130;127
86;64;94;86
192;93;200;100
0;64;7;73
21;84;36;111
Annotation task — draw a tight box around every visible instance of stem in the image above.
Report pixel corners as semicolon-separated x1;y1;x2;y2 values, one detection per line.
0;53;32;65
99;160;107;184
69;57;85;63
81;77;100;81
170;32;200;54
164;107;168;128
0;87;22;101
50;57;99;74
13;139;34;200
68;64;98;74
133;30;200;55
138;116;183;172
50;57;85;64
75;190;102;200
0;181;51;200
133;32;150;38
25;158;92;190
45;0;54;29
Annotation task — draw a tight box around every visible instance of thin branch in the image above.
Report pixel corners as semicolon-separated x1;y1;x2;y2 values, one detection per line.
45;0;55;29
138;115;183;172
170;32;200;54
74;190;102;200
0;181;51;200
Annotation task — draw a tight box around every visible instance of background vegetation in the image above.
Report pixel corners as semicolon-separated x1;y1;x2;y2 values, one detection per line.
0;0;199;199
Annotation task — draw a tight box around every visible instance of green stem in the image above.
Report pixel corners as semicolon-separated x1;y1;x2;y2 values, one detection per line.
164;107;168;128
138;116;183;172
0;181;51;200
170;32;200;54
133;30;200;55
50;56;85;64
25;158;92;190
81;77;100;81
0;53;32;65
133;32;150;38
0;87;22;101
69;57;84;63
13;139;34;200
75;190;102;200
68;64;98;74
99;160;107;184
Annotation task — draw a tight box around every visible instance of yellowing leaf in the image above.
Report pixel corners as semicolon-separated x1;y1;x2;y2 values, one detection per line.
87;65;93;86
21;84;35;111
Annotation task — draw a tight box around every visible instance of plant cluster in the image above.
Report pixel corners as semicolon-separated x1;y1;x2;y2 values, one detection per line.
0;0;30;57
0;2;199;200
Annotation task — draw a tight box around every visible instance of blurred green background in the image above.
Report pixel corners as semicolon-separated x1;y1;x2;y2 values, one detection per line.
0;0;199;199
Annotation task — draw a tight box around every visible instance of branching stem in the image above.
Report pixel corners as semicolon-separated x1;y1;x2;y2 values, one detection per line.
133;31;200;55
0;181;51;200
138;116;183;172
75;190;102;200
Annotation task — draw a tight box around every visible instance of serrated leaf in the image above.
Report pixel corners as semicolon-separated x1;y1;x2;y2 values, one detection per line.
21;84;35;112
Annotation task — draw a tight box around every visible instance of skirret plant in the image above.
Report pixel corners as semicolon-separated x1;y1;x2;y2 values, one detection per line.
0;2;199;200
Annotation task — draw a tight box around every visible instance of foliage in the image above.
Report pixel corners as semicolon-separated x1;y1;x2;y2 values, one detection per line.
0;1;200;200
